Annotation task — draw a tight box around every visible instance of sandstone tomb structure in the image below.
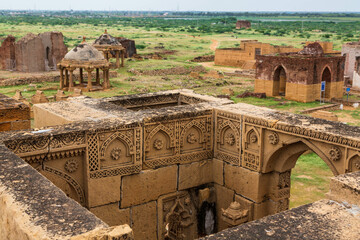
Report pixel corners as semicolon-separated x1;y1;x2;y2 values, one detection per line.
255;42;345;102
342;39;360;88
0;89;355;239
0;32;67;72
93;30;126;68
215;40;339;70
116;37;137;57
236;20;251;29
57;37;110;92
214;40;301;69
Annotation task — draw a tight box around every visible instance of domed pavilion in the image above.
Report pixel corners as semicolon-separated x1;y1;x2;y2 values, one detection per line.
57;37;110;92
93;30;125;68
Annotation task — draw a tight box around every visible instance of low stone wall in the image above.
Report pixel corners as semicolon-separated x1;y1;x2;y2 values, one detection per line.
128;65;206;76
300;103;340;114
0;93;30;132
0;71;118;87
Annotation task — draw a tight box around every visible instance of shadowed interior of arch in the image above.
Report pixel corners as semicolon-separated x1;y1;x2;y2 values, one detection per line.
273;65;287;96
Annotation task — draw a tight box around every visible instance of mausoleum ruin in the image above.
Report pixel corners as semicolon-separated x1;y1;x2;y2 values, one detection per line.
1;88;359;239
0;32;67;72
236;20;251;29
255;42;345;102
57;37;110;92
93;30;126;68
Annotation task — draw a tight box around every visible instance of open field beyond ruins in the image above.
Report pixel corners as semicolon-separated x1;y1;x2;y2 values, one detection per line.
1;12;360;211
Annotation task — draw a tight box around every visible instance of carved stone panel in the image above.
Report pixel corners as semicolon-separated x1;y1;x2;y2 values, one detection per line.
348;154;360;172
270;171;291;201
144;115;212;169
158;191;197;240
242;124;262;171
87;127;142;179
215;111;241;165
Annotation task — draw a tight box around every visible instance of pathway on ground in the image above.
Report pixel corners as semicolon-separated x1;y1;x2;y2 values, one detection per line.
210;39;219;51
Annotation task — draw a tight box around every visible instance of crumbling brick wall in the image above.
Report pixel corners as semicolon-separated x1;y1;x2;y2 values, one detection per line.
0;35;16;70
255;53;345;102
236;20;251;29
0;32;67;72
116;37;137;57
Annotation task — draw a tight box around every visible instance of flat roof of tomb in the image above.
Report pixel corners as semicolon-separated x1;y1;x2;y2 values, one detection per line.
34;89;233;123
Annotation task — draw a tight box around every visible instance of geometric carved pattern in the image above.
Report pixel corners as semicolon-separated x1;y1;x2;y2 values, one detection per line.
64;159;79;173
87;133;99;171
242;151;260;171
215;111;241;165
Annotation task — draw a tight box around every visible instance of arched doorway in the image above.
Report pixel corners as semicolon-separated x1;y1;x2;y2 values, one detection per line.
321;67;332;98
264;139;337;211
273;66;287;96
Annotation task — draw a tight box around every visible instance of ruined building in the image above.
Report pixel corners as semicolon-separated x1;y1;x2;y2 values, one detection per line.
215;40;339;70
236;20;251;29
342;40;360;88
116;37;137;57
57;38;110;92
0;88;358;239
93;30;126;68
255;42;345;102
0;32;67;72
215;40;301;69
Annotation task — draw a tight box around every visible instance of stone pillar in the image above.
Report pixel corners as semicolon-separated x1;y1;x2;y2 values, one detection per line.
79;68;83;84
65;69;69;87
103;68;110;89
59;67;64;89
69;69;74;90
96;68;100;85
115;51;120;68
87;68;93;90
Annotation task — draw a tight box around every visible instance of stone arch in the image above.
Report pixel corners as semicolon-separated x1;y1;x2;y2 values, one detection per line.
321;65;332;98
99;132;134;158
272;65;288;96
217;120;240;149
43;165;85;205
146;124;175;151
264;138;339;175
180;120;206;147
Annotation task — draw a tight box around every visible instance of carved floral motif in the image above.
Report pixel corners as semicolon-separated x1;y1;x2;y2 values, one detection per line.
154;139;164;150
250;133;258;143
225;133;235;146
329;147;341;162
110;147;122;160
187;133;197;144
268;132;279;145
64;159;79;173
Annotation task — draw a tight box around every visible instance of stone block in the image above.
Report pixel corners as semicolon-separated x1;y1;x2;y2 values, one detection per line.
179;160;213;190
121;165;177;208
213;158;224;185
131;201;157;240
214;183;234;232
87;175;121;208
224;163;271;203
11;120;31;130
327;171;360;206
90;203;130;227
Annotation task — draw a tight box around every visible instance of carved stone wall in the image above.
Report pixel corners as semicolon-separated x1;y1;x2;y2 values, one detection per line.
3;92;360;239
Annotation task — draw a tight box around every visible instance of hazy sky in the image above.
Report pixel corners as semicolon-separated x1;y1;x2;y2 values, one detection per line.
1;0;359;12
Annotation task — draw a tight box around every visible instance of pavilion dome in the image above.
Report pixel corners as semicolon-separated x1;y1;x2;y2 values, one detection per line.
64;39;105;62
93;30;121;46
